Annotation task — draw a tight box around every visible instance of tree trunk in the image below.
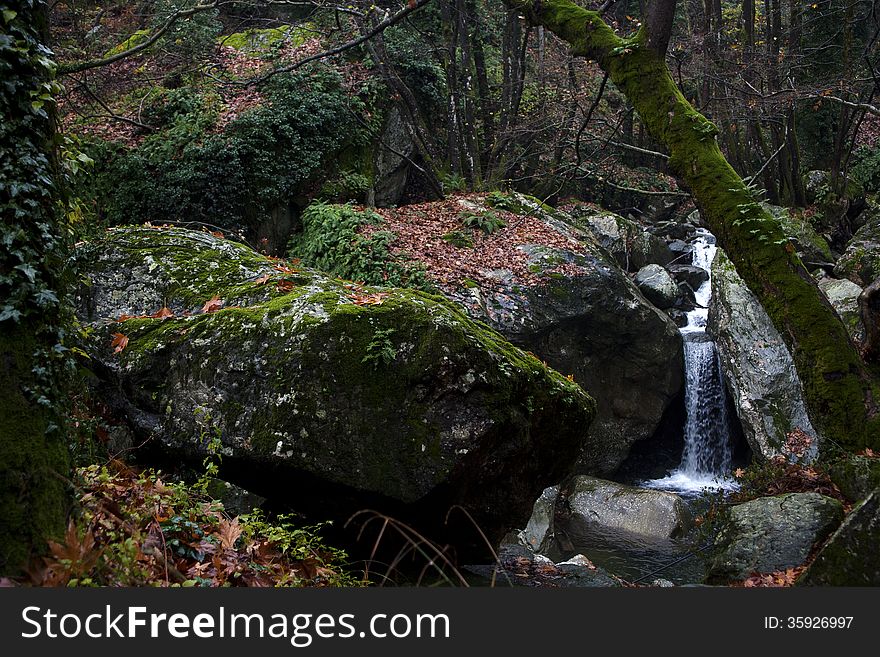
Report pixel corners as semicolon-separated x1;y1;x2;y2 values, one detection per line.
503;0;880;452
0;0;70;574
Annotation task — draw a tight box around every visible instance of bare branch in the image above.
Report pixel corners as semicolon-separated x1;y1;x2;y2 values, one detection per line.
59;2;221;75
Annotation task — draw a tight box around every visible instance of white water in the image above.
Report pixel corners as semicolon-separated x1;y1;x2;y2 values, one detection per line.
645;229;739;495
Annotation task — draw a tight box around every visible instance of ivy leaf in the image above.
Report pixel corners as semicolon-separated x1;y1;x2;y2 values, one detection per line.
0;306;22;322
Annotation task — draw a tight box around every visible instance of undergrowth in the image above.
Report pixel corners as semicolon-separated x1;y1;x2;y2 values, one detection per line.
23;462;363;587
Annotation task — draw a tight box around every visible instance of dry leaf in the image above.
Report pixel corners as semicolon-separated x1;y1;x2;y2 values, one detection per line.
111;333;129;354
151;306;174;320
201;296;224;313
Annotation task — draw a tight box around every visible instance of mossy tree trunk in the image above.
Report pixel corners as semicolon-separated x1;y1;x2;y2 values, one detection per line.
0;1;70;574
503;0;880;452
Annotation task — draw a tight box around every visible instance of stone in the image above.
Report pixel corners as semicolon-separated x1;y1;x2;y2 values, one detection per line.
372;105;414;207
799;487;880;586
828;455;880;503
708;249;819;461
568;206;674;272
518;486;559;554
667;264;709;292
560;476;692;540
73;227;597;554
762;202;834;269
835;216;880;286
634;264;679;310
707;493;843;582
818;277;864;342
448;196;683;475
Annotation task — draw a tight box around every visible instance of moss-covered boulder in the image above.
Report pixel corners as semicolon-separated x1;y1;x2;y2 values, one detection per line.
762;203;834;269
707;493;843;583
828;455;880;503
799;487;880;586
708;249;819;460
835;217;880;285
73;227;596;552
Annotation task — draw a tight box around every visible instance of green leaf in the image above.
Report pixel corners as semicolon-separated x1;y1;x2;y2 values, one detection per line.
2;9;17;24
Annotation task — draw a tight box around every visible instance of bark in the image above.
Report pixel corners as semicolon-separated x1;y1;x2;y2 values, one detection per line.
502;0;880;452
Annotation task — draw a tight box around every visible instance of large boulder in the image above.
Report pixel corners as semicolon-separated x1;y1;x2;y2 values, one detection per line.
708;249;819;461
799;487;880;586
707;493;843;582
835;216;880;285
445;197;684;474
818;277;864;342
565;205;674;272
558;476;691;540
634;264;679;310
73;227;597;553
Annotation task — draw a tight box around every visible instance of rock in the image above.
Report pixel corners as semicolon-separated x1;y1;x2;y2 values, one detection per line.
762;202;834;270
372;105;413;207
204;479;265;517
668;264;709;292
518;486;559;554
73;227;596;554
828;455;880;503
835;216;880;285
567;205;674;271
799;487;880;586
667;239;693;264
707;493;843;582
467;545;620;587
634;264;679;310
818;277;864;342
708;249;819;461
449;196;683;475
560;476;691;540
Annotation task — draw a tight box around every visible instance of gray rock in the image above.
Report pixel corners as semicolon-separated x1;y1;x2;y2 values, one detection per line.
372;105;414;207
762;202;834;269
667;239;694;264
799;487;880;586
518;486;559;554
561;476;691;539
451;196;683;475
205;479;265;517
73;227;597;553
634;264;679;310
707;493;843;582
818;277;865;342
566;205;674;272
708;249;819;461
668;264;709;292
835;216;880;285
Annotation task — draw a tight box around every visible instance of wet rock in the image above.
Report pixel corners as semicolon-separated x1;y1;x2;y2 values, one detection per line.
518;486;559;554
828;455;880;503
73;227;596;554
818;277;864;342
707;493;843;582
560;476;691;540
799;487;880;586
668;264;709;292
634;264;679;310
708;249;819;461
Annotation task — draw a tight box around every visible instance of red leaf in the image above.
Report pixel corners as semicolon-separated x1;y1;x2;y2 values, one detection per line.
201;296;224;314
110;333;129;354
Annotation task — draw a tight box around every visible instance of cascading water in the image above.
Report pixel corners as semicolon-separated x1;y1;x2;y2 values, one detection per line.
646;228;738;494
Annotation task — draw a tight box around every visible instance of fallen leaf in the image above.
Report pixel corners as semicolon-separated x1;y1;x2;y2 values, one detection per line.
254;273;271;285
276;280;295;292
111;333;129;354
733;468;746;478
349;291;389;306
216;518;242;551
151;306;174;320
201;296;224;313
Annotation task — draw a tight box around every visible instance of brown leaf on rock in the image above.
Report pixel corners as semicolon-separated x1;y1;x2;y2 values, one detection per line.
201;296;224;314
151;306;174;320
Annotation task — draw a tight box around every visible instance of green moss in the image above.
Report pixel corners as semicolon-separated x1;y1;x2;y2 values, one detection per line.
218;24;310;53
103;29;151;57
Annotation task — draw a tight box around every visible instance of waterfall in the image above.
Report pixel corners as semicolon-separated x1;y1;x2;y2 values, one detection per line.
646;229;737;494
